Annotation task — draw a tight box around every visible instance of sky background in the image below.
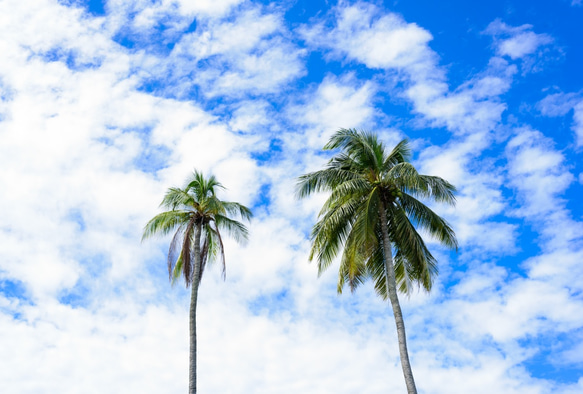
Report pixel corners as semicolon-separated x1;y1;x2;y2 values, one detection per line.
1;0;582;392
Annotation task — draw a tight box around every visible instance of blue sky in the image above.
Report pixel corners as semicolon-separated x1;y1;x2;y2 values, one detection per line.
1;0;582;392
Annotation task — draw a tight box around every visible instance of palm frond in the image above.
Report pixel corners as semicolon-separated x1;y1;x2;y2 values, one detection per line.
170;253;183;287
141;210;190;241
296;167;360;198
181;218;195;285
212;225;226;280
160;187;196;210
325;128;383;174
214;214;250;244
222;201;253;222
317;179;370;218
199;234;209;281
335;198;380;293
393;249;415;295
382;139;411;170
398;193;458;251
385;162;422;191
388;206;438;292
367;245;390;300
417;175;457;205
363;188;381;245
309;196;361;274
185;170;225;202
337;233;368;293
167;224;185;281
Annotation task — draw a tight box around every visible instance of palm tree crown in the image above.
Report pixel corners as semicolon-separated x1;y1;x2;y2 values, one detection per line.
297;128;457;295
142;170;252;285
297;128;457;393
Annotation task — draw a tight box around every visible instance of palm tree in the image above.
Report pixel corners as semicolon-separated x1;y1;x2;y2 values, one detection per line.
142;170;252;394
296;129;457;394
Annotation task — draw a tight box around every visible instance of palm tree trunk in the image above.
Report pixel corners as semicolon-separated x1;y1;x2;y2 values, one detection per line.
379;200;417;394
189;222;202;394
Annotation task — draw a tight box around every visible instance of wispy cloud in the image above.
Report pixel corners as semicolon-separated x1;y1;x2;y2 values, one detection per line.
484;19;554;60
538;91;583;147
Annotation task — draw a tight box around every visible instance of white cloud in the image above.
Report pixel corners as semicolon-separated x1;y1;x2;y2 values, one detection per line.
537;92;580;116
301;2;434;71
484;19;553;60
0;300;187;393
302;4;514;137
107;0;243;34
180;9;281;58
227;100;273;133
537;92;583;147
286;74;377;149
417;133;517;254
498;31;551;59
163;7;306;97
176;0;244;17
573;101;583;147
506;128;575;218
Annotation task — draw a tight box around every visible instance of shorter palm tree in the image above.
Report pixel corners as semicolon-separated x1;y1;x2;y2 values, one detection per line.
142;170;252;394
297;129;457;393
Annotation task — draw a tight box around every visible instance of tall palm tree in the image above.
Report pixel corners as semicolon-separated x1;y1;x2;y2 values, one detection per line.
297;129;457;394
142;170;252;394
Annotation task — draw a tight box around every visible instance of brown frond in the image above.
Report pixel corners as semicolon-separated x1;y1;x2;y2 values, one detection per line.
167;225;184;281
215;227;226;280
181;219;195;286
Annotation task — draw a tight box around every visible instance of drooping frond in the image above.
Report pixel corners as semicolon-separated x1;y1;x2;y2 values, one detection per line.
199;233;209;281
214;214;249;244
170;253;183;287
211;224;226;279
337;227;368;293
167;224;185;281
398;193;458;251
388;205;439;292
222;201;253;222
368;243;389;300
417;175;457;205
393;249;415;295
335;193;382;293
309;195;362;274
181;218;196;285
362;187;380;247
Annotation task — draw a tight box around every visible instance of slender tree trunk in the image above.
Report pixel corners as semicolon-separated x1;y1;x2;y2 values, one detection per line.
189;222;202;394
379;200;417;394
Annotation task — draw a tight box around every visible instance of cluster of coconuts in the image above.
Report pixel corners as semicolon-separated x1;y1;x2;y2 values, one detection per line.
390;189;403;198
